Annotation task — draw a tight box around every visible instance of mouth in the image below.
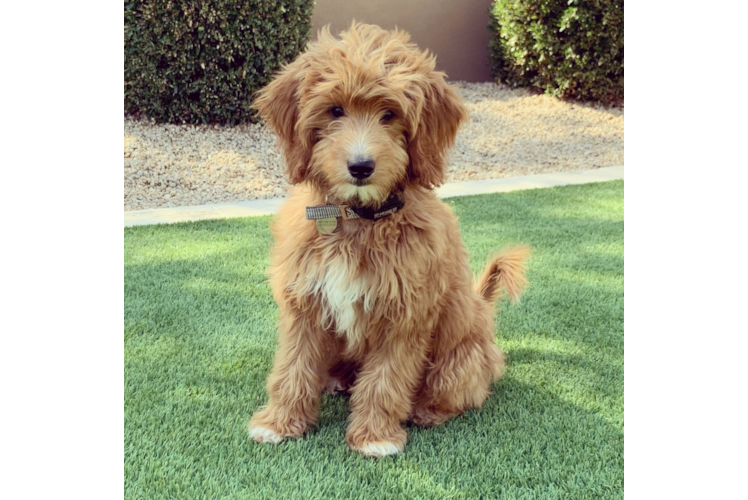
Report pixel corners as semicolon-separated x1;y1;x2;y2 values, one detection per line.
350;178;370;187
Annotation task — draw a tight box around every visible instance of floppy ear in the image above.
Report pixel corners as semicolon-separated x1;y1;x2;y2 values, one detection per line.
407;78;469;189
252;58;311;184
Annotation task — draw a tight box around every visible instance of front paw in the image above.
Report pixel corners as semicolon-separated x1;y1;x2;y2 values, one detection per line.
354;441;403;457
248;407;310;444
248;424;285;444
346;425;407;457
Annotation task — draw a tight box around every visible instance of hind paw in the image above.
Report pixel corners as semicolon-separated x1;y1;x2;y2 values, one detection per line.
324;377;348;396
409;406;456;427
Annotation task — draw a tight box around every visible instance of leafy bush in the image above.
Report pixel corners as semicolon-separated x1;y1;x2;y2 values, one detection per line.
124;0;314;125
489;0;623;104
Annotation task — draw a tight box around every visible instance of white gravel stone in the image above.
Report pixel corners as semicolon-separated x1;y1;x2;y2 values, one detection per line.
124;81;623;211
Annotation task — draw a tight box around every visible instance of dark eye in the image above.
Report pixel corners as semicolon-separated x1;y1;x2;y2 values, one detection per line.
330;106;345;118
381;110;395;122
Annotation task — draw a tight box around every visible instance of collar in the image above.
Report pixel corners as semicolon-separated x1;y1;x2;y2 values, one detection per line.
305;192;405;221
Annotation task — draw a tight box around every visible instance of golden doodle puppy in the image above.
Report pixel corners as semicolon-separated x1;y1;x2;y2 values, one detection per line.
248;23;529;457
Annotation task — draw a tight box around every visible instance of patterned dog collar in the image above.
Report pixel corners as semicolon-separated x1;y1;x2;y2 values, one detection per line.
305;192;405;221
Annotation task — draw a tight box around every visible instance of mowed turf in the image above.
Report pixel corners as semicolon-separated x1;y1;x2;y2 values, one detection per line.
125;180;623;499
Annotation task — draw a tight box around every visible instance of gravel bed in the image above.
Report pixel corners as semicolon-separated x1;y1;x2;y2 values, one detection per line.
124;81;623;211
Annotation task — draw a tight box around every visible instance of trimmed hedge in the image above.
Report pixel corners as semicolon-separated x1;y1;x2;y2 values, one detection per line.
489;0;623;104
124;0;314;125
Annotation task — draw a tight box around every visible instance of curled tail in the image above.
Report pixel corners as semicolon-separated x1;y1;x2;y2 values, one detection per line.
475;246;531;304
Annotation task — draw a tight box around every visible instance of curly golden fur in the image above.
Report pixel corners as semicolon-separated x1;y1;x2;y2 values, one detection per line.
248;23;530;457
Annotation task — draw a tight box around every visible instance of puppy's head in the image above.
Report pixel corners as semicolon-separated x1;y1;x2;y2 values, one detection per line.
253;23;468;206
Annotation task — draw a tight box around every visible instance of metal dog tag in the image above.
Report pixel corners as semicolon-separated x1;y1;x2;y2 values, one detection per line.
316;217;338;234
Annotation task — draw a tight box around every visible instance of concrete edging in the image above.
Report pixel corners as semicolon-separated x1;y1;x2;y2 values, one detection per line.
124;165;623;227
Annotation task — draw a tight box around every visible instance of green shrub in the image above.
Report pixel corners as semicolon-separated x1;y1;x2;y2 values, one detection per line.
124;0;314;125
489;0;623;104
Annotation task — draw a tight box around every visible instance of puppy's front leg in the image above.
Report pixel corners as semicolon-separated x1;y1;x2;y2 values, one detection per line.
346;334;428;457
249;310;332;444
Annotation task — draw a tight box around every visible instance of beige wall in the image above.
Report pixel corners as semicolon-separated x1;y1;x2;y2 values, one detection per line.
311;0;495;83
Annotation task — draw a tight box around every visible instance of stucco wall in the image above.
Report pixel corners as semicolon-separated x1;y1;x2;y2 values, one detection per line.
310;0;494;82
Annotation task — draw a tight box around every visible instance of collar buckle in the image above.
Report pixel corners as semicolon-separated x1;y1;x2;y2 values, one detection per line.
339;204;352;220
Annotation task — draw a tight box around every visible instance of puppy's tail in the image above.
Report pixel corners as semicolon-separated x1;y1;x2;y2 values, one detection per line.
475;246;530;304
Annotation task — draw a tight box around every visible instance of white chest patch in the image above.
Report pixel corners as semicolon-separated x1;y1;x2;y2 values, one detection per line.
305;255;375;339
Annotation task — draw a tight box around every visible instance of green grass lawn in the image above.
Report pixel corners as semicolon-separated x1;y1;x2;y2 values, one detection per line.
125;180;623;499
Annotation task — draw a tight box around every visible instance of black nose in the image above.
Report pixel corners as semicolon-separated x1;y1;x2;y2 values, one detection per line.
347;158;375;179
